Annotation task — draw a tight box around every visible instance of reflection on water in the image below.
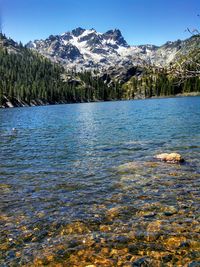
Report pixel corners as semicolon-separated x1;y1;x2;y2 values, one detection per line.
0;97;200;266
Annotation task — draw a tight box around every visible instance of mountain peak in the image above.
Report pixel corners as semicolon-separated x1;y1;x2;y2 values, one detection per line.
104;28;122;37
26;27;196;71
103;28;128;47
112;28;122;34
71;27;86;37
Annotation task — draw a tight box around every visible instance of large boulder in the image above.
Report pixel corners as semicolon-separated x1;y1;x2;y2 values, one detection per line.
155;153;184;163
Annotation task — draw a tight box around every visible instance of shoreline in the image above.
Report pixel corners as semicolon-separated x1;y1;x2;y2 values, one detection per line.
1;92;200;109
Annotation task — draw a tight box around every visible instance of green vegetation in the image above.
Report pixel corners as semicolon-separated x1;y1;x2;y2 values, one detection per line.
0;34;123;107
0;33;199;108
122;64;200;99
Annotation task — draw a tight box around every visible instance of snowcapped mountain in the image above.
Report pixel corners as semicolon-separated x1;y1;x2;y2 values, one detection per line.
26;27;156;70
27;27;200;71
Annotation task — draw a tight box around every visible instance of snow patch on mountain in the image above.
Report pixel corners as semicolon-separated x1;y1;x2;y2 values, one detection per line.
27;27;197;71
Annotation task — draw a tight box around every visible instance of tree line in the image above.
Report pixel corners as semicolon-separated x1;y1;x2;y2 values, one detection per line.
0;33;199;107
122;66;200;99
0;43;123;106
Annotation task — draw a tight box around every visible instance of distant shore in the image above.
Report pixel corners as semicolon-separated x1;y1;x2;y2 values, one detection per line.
1;92;200;109
150;92;200;100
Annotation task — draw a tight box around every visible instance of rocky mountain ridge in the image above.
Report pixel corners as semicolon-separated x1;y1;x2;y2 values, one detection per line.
1;32;199;109
26;27;200;72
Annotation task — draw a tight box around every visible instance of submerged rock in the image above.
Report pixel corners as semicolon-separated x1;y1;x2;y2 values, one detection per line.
155;153;184;163
164;236;187;249
146;220;162;241
162;206;178;216
117;162;141;172
132;257;152;266
106;206;122;219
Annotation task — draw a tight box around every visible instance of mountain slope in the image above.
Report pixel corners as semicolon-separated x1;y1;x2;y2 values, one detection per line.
27;28;158;70
1;31;199;108
151;34;200;66
0;34;124;108
27;28;200;71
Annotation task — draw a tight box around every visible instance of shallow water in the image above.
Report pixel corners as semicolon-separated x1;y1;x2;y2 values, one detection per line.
0;97;200;266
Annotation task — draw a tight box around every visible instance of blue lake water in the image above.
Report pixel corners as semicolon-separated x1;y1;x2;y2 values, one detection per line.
0;97;200;266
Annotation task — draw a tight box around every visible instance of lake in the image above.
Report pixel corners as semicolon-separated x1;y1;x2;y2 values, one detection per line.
0;96;200;266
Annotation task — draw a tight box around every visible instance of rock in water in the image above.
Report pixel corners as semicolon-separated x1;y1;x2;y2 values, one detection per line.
155;153;184;163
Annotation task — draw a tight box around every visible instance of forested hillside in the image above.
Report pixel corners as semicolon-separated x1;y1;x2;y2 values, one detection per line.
0;33;199;108
122;65;200;99
0;34;124;107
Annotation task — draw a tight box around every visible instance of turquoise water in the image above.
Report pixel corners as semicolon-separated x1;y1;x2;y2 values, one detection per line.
0;97;200;266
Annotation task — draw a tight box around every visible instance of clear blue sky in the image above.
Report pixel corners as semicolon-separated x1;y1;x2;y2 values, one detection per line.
1;0;199;45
